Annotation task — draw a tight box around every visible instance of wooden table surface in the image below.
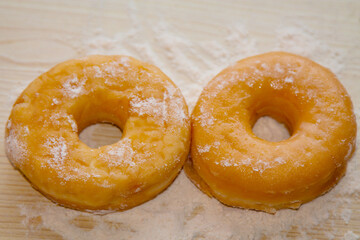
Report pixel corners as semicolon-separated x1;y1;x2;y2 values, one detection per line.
0;0;359;239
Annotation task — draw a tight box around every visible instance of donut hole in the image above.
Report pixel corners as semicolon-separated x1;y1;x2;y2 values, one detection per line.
252;116;290;142
249;95;299;142
79;122;122;148
68;91;129;148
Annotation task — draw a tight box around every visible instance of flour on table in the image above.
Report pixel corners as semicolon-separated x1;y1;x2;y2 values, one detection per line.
275;25;345;75
343;231;360;240
16;6;359;240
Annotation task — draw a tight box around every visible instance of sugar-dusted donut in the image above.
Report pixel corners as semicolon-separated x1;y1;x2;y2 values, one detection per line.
186;52;356;213
5;55;190;212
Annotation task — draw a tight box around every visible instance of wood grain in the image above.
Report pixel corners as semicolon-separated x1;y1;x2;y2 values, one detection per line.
0;0;359;239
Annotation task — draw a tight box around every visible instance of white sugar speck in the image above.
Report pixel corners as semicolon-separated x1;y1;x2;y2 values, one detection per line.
52;98;60;105
261;63;269;70
66;116;78;132
63;74;85;99
6;120;11;129
197;145;211;153
284;76;294;83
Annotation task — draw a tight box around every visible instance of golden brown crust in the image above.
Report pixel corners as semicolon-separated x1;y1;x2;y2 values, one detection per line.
187;52;356;213
5;55;191;212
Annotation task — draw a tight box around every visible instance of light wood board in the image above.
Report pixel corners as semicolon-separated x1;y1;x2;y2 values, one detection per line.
0;0;359;239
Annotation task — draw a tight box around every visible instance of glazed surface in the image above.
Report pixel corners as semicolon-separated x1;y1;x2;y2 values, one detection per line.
6;55;191;212
186;52;356;213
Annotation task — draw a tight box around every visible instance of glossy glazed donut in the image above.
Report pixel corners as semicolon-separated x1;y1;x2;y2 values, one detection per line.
186;52;356;213
5;55;190;212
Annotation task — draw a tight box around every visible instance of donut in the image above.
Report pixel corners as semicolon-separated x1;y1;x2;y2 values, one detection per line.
185;52;356;213
5;55;190;212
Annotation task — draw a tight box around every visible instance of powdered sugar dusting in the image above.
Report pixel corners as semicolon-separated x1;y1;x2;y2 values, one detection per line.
252;158;286;174
197;105;215;127
165;84;187;123
6;122;28;167
52;98;60;105
284;76;294;83
101;138;135;168
119;56;130;67
345;142;354;160
89;59;129;79
274;63;284;73
130;84;187;125
49;112;78;132
197;145;211;154
67;116;78;132
130;96;166;120
63;74;86;99
42;136;76;184
217;156;287;174
43;137;68;166
198;112;214;127
6;119;11;129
